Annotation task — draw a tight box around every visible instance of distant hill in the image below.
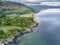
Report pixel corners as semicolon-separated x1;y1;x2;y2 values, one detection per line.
0;1;37;15
27;4;60;12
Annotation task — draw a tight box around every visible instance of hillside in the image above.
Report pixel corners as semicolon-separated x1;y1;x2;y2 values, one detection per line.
0;1;37;41
0;1;36;15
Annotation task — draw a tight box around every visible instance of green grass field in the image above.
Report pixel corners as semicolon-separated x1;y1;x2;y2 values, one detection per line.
0;13;36;40
7;14;33;17
0;14;34;32
20;14;33;17
0;26;21;33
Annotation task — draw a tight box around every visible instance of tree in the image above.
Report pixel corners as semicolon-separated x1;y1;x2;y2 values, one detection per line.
0;9;6;18
0;29;5;35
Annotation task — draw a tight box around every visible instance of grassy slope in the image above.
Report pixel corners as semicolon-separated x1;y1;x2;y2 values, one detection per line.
18;14;33;17
0;1;36;40
0;14;36;40
0;26;21;32
0;14;34;32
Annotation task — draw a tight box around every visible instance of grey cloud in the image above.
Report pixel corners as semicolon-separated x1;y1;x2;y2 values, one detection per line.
6;0;60;2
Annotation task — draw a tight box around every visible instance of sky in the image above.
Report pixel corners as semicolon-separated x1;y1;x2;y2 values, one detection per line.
6;0;39;2
6;0;60;2
5;0;60;6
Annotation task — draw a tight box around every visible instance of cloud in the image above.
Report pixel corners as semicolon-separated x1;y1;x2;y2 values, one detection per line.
6;0;23;2
40;2;60;6
6;0;60;3
6;0;46;2
24;0;37;2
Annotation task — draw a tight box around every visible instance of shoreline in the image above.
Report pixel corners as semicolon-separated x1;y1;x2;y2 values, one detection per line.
0;14;38;45
0;23;38;45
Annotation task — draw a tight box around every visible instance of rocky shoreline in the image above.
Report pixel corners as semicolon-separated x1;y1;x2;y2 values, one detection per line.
0;23;38;45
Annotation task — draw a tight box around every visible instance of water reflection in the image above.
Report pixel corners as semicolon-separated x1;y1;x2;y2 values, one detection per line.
38;9;60;45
